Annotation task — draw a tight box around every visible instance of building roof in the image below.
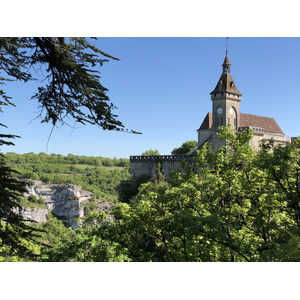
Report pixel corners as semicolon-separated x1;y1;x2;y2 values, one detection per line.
198;112;212;130
210;72;242;96
239;113;284;134
198;112;284;135
222;55;231;67
210;55;242;96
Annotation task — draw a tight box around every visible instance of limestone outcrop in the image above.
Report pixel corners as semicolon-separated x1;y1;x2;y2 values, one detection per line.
15;206;48;224
19;180;114;229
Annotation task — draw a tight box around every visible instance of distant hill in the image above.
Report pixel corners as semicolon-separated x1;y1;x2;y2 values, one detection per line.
4;152;130;202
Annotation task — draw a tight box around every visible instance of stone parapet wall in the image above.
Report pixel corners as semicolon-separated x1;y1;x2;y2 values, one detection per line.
130;154;194;162
130;154;195;179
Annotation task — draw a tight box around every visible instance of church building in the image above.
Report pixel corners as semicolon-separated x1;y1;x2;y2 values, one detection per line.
196;54;291;152
130;53;291;179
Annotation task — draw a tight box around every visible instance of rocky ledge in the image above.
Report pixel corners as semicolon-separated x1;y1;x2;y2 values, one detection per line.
17;180;114;229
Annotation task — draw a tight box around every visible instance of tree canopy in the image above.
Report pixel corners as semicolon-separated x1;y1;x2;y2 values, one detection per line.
0;37;138;132
171;140;197;155
46;126;300;262
141;149;160;156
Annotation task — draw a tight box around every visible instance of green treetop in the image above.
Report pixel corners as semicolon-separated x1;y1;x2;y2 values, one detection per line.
141;149;160;156
171;140;197;155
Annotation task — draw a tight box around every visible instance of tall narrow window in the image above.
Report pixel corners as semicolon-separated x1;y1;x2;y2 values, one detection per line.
230;107;237;129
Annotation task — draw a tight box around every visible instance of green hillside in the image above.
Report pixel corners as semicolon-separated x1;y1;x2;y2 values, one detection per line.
4;152;131;202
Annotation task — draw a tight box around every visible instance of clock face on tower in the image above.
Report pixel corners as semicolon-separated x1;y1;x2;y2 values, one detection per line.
230;108;234;115
217;107;223;114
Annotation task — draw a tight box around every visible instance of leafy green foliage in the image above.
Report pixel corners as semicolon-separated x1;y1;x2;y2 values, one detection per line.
117;174;151;204
27;195;46;205
36;212;75;260
19;196;47;209
141;149;160;156
4;125;300;262
44;211;130;262
53;126;300;262
0;159;43;260
171;140;197;155
0;37;138;133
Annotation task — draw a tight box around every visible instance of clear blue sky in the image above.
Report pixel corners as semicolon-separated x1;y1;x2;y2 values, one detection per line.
1;37;300;158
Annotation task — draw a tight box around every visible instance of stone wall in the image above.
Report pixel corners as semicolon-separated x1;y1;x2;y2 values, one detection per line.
130;154;195;179
197;129;212;147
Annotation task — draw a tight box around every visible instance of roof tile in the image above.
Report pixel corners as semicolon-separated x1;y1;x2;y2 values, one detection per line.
198;112;284;135
240;113;284;134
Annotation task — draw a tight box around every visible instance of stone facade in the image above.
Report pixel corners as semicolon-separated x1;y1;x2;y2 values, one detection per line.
130;154;195;180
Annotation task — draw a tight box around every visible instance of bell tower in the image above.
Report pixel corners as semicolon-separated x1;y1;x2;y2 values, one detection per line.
210;54;242;132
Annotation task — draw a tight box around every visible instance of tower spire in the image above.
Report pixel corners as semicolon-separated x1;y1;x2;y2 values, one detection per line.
225;37;229;56
210;51;241;97
223;37;231;73
222;54;231;74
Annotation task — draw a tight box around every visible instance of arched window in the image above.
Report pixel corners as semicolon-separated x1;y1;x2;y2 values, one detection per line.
229;107;237;129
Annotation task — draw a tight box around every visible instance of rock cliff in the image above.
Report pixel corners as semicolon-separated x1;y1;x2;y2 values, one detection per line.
19;180;114;229
15;206;48;224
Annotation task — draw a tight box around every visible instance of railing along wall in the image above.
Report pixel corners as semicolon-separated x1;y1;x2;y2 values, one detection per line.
130;154;196;162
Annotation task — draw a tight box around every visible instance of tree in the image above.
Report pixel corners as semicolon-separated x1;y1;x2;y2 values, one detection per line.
44;211;130;262
58;126;300;262
0;37;139;132
0;151;43;260
0;37;138;259
117;174;151;204
141;149;160;156
171;140;197;155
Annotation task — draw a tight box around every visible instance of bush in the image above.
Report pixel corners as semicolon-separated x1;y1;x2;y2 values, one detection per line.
28;195;46;205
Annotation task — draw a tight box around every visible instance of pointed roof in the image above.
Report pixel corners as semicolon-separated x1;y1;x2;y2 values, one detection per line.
210;55;242;96
198;112;212;130
222;55;231;67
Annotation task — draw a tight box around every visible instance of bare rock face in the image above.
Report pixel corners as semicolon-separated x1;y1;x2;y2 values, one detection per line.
23;181;94;229
15;207;48;224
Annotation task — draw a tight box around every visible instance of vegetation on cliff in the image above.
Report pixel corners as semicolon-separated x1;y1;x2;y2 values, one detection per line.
5;152;130;201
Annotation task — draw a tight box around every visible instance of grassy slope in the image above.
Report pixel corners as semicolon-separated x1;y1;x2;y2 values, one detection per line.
4;152;130;202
